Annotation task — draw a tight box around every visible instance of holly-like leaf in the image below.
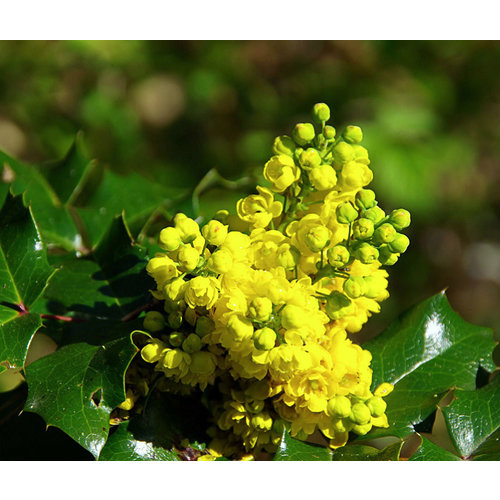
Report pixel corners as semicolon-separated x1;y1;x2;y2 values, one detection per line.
36;215;152;320
0;194;56;371
24;323;138;458
442;375;500;460
409;435;461;461
273;430;332;461
331;441;403;461
99;420;180;461
364;292;496;439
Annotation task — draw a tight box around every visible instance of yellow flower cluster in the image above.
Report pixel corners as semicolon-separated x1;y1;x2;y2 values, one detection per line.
138;103;410;456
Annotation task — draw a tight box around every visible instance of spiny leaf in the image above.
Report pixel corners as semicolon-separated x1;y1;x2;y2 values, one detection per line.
409;435;461;461
273;430;332;461
442;375;500;459
364;292;496;439
331;441;403;461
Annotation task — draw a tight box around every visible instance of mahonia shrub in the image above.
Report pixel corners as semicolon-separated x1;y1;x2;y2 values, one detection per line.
125;103;412;459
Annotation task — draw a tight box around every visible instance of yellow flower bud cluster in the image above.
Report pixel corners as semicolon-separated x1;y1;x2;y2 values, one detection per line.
138;104;410;456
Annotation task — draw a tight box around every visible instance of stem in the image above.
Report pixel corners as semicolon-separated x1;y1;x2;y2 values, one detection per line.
40;314;86;323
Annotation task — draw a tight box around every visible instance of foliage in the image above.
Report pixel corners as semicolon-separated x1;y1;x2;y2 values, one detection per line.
0;134;498;460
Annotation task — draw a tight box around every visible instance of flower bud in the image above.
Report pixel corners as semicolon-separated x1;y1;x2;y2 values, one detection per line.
351;423;373;436
202;220;228;246
378;245;399;266
325;291;354;320
366;396;387;417
305;225;330;252
363;275;388;299
277;243;300;270
327;245;350;268
336;202;358;224
313;103;331;123
208;248;233;274
190;351;216;375
333;142;354;164
323;125;336;140
273;135;296;156
118;389;135;411
245;400;265;414
352;144;370;164
168;331;184;348
184;276;219;309
227;314;253;341
174;213;201;244
182;333;202;354
353;242;379;264
388;233;410;254
249;297;273;322
143;311;165;332
343;125;363;144
280;304;306;329
251;412;273;431
253;327;277;350
159;226;182;252
327;396;352;418
355;189;377;210
389;209;411;230
184;307;197;326
141;339;166;363
352;218;374;240
373;223;397;244
195;316;215;337
363;206;386;224
299;148;322;170
168;310;183;329
343;276;366;299
292;123;315;146
164;277;187;302
309;165;337;191
177;245;200;273
350;402;371;425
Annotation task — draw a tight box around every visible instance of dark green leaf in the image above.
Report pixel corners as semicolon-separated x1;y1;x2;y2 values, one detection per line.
37;215;152;320
409;435;461;461
331;441;403;461
99;420;180;461
24;325;138;458
273;430;332;461
364;292;496;439
442;375;500;459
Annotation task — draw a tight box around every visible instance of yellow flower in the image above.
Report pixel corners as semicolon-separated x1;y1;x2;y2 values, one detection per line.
263;154;301;193
185;276;219;309
237;186;283;229
202;220;228;246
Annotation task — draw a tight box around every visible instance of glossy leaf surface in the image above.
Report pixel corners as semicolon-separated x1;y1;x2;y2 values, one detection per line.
409;435;461;461
273;430;332;461
331;441;403;461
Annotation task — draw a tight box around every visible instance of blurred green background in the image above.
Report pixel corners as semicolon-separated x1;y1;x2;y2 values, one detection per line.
1;39;499;341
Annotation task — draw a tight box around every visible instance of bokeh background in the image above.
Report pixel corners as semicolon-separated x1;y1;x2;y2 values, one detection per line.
1;40;499;342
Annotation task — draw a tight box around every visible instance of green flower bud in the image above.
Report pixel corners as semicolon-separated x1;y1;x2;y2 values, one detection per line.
363;206;386;224
182;333;202;353
355;189;377;210
323;125;336;140
143;311;165;332
168;310;183;330
299;148;322;170
389;209;411;231
327;245;350;268
292;123;315;146
273;135;296;156
305;225;330;252
352;144;370;165
168;331;184;348
352;218;374;240
327;396;352;418
325;291;354;320
350;402;371;425
343;276;366;299
378;245;399;266
343;125;363;144
195;316;215;337
190;351;216;375
388;233;410;254
246;380;271;400
366;396;387;418
353;242;379;264
245;400;265;414
333;142;354;164
313;103;331;123
336;202;358;224
373;223;397;244
253;327;277;350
